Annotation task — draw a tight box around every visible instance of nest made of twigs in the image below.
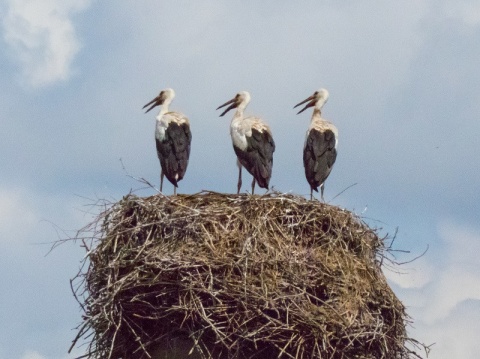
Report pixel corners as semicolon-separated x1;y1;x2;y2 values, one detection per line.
70;191;420;359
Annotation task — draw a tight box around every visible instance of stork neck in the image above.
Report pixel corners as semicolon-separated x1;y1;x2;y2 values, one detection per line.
311;108;322;120
156;102;170;120
231;108;244;124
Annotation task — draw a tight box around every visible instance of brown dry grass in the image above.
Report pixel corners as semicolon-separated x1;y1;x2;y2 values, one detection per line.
70;191;423;359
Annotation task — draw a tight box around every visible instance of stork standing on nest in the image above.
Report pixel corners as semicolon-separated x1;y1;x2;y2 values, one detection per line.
217;91;275;194
295;88;338;201
143;88;191;195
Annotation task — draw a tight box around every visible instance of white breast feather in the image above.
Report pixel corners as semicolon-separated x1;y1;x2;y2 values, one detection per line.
155;112;188;142
230;122;248;151
155;121;166;142
230;116;270;151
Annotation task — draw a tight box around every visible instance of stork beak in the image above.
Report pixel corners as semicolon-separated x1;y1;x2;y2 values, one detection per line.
216;97;237;117
143;94;164;113
294;94;316;115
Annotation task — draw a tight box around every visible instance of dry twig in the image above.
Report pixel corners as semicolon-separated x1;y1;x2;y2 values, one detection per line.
70;191;423;359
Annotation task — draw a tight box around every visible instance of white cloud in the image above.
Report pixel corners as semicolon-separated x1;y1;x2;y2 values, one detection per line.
0;187;37;244
0;186;89;359
421;221;480;323
423;268;480;324
19;351;46;359
438;220;480;270
17;350;76;359
1;0;91;87
389;219;480;358
410;300;480;359
385;257;434;289
0;186;91;248
441;1;480;26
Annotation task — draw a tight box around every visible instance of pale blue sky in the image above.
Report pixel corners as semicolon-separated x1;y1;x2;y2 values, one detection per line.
1;1;479;358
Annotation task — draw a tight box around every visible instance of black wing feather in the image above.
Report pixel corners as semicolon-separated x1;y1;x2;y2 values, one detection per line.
303;129;337;192
156;122;192;187
234;128;275;189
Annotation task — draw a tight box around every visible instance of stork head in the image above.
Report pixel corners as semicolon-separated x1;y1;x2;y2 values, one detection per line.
216;91;251;116
294;88;329;115
143;88;176;113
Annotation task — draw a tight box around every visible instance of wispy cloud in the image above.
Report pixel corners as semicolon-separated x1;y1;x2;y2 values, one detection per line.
18;350;75;359
386;220;480;358
19;351;46;359
441;1;480;25
385;257;434;289
422;221;480;323
418;300;480;359
0;187;37;244
1;0;91;87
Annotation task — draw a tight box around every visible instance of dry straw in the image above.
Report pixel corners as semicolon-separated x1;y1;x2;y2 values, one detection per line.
70;191;424;358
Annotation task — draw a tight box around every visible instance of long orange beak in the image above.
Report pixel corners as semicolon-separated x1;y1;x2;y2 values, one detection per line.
143;93;164;113
216;97;237;117
294;94;316;114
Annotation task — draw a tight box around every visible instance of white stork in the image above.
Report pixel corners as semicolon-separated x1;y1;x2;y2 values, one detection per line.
143;88;191;195
294;88;338;201
217;91;275;195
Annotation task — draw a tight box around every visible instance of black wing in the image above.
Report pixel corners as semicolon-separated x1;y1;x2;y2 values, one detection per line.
156;122;192;187
234;128;275;189
303;129;337;192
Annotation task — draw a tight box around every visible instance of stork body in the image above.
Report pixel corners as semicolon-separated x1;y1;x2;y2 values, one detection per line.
143;88;191;195
295;89;338;201
217;91;275;194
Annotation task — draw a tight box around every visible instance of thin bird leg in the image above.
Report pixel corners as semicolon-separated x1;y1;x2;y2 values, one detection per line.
174;185;177;196
251;178;256;195
160;170;164;192
310;187;313;201
320;184;325;202
237;163;243;194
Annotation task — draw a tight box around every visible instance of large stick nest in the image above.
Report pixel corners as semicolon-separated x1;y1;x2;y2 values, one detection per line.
71;192;419;358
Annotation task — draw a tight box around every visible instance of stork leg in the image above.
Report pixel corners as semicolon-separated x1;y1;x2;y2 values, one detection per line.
174;186;177;196
320;184;325;202
160;170;164;192
237;164;243;194
251;178;256;195
310;187;313;201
